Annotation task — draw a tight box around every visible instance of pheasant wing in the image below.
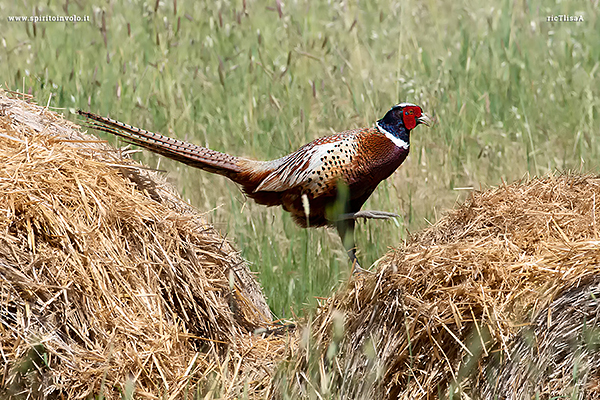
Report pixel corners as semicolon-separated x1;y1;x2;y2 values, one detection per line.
254;131;362;197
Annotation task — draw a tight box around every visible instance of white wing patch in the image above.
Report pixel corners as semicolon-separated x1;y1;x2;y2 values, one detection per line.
254;136;356;194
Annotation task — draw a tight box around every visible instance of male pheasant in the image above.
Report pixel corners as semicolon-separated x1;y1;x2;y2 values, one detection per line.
78;103;431;270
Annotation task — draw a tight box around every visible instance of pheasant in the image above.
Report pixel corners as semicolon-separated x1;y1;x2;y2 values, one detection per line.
78;103;431;270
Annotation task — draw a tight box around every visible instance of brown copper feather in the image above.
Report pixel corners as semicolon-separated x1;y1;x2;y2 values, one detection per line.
78;104;430;270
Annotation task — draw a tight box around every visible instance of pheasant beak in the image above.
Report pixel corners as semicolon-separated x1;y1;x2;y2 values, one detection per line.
417;113;432;127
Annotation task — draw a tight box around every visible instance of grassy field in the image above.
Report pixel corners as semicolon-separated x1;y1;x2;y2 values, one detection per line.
2;0;599;318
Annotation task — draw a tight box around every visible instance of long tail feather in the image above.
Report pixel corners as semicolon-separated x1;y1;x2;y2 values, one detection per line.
78;110;243;177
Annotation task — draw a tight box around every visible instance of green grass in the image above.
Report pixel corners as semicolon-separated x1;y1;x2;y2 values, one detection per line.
2;0;599;317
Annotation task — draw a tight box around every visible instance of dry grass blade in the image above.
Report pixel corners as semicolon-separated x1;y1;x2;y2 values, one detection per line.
0;90;294;399
279;172;600;399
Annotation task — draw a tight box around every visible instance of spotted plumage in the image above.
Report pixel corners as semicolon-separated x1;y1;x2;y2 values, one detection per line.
78;103;431;269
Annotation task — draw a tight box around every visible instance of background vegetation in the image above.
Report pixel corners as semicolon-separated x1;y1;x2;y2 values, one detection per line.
2;0;598;318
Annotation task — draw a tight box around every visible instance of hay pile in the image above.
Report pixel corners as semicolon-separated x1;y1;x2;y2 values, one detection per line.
0;89;289;399
480;276;600;399
281;173;600;399
3;87;598;400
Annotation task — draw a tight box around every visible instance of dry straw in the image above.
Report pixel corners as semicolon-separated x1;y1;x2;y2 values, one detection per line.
2;87;599;400
479;276;600;399
282;172;600;399
0;89;293;399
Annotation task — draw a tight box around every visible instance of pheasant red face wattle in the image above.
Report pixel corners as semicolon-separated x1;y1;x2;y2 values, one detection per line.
402;106;422;130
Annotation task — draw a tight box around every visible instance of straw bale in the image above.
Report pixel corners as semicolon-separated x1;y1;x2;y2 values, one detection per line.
479;276;600;399
280;173;600;399
0;89;290;399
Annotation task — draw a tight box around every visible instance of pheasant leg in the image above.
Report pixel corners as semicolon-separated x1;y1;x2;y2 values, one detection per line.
335;219;371;274
337;210;400;221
